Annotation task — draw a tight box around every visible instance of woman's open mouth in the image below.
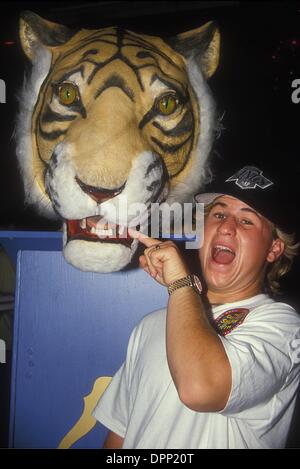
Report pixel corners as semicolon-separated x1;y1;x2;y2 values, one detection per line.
212;244;236;265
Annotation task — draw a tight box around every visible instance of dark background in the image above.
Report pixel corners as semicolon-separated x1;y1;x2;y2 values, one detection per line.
0;0;299;447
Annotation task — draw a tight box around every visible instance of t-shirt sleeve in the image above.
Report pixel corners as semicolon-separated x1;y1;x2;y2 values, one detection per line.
92;325;140;437
218;303;300;419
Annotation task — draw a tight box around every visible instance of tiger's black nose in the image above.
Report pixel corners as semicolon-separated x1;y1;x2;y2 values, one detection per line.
75;176;126;203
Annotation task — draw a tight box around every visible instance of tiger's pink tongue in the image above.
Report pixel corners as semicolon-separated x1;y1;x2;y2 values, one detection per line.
212;248;235;264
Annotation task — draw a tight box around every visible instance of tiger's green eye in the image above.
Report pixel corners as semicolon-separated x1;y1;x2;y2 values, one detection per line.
58;83;78;105
158;95;178;115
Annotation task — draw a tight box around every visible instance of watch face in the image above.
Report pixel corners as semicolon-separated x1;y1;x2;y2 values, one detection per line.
193;275;202;294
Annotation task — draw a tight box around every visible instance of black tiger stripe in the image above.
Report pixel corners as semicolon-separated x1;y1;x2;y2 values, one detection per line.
39;95;86;136
151;134;192;154
51;151;59;167
84;38;117;48
61;100;87;119
41;105;77;123
153;136;194;180
124;32;181;69
131;41;179;67
54;66;85;84
133;45;182;72
152;112;193;137
144;169;168;205
82;49;99;58
150;74;187;100
94;74;135;101
134;48;182;72
53;32;119;68
39;125;68;140
46;164;54;179
146;180;160;192
87;52;145;92
116;27;124;49
136;51;151;59
145;159;162;177
139;105;158;130
78;58;100;68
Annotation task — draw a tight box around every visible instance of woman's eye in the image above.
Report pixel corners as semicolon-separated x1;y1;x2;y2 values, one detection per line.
213;212;225;219
158;94;179;115
241;219;253;225
57;83;78;106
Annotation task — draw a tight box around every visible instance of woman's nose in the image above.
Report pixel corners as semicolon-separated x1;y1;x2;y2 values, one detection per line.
217;216;237;236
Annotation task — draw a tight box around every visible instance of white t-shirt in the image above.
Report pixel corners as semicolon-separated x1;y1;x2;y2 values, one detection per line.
93;294;300;449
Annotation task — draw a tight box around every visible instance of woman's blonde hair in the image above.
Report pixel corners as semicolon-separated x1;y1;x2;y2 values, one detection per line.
266;226;299;296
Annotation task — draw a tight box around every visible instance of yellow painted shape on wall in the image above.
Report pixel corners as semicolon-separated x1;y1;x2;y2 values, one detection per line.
58;376;112;449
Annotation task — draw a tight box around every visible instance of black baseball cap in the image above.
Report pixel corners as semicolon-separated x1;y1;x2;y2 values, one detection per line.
194;165;295;233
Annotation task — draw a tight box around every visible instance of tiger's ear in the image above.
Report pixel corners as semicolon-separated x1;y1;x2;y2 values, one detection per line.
19;11;75;61
166;21;220;78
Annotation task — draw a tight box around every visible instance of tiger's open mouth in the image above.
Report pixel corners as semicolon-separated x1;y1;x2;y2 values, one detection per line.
66;216;135;248
66;177;136;247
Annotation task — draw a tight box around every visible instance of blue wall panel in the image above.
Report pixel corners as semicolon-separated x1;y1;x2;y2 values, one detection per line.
9;250;168;448
0;231;62;264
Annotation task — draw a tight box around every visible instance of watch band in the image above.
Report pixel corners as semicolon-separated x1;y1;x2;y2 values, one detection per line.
167;274;202;295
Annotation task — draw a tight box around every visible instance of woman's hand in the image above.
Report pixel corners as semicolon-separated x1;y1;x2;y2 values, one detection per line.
128;228;190;287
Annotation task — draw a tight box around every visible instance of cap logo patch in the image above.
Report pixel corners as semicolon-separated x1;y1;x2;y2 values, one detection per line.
214;308;249;336
226;166;273;190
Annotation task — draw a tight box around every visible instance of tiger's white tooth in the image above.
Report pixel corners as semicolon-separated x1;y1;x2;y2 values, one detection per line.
91;227;96;234
119;225;126;235
80;218;87;229
96;229;113;236
95;219;114;237
96;218;107;231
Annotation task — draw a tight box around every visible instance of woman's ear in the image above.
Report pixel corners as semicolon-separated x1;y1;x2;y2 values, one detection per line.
266;238;285;263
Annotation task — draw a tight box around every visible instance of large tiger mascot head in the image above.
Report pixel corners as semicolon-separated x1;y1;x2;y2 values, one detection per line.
17;11;220;272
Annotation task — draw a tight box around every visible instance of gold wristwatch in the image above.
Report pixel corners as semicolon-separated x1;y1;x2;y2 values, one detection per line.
167;274;202;296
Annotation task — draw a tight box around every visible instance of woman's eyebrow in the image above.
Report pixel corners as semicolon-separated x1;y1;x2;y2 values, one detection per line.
240;207;261;219
211;202;261;219
211;202;227;209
